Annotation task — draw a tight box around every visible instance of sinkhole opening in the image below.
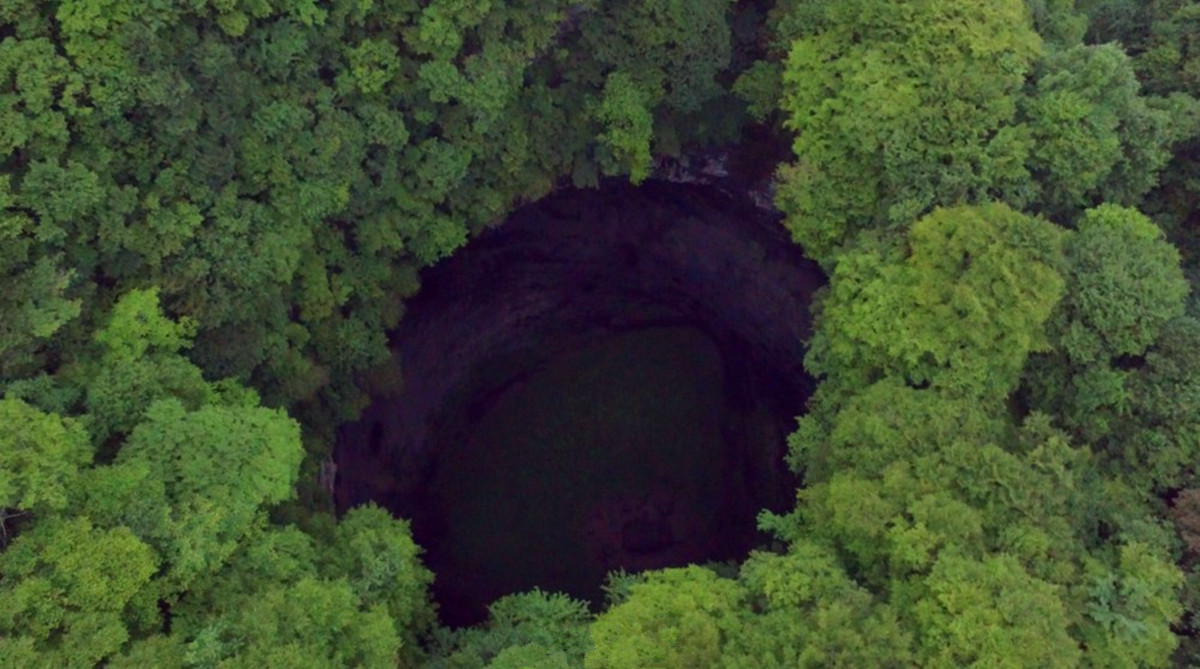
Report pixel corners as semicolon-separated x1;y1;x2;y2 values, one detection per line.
334;180;824;627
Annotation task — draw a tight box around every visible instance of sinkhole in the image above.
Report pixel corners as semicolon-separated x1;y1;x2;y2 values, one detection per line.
334;179;824;626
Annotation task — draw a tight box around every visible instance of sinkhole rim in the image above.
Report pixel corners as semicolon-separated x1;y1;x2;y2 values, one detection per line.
333;179;826;626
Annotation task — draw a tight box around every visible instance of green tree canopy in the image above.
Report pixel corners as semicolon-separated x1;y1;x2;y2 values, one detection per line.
82;397;303;594
584;566;744;669
808;203;1065;399
1053;205;1188;365
182;577;402;669
913;551;1081;668
730;541;912;668
0;397;90;522
427;589;592;669
774;0;1043;265
1026;45;1183;218
0;517;158;667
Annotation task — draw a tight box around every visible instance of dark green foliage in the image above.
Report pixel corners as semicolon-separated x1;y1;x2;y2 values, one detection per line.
1021;206;1195;492
1058;206;1189;362
1026;46;1188;218
1027;0;1088;48
0;1;752;662
581;0;732;116
0;0;748;425
1083;0;1200;97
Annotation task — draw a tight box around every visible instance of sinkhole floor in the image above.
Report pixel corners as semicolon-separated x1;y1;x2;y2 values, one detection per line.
427;326;742;619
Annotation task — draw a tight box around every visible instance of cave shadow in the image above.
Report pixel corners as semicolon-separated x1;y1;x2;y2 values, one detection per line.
335;180;825;626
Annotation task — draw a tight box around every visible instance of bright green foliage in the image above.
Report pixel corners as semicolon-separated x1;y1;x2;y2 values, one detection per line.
0;398;90;519
808;204;1065;399
92;288;196;362
429;590;592;669
594;73;656;184
774;0;1043;265
182;577;401;668
914;551;1081;667
74;348;305;603
1053;205;1188;364
113;520;408;666
772;0;1193;265
0;517;157;668
115;509;436;665
102;398;302;592
107;635;187;669
795;378;1002;483
485;644;574;669
585;566;744;669
583;546;912;668
167;524;323;634
85;289;211;442
731;541;912;667
82;344;211;446
346;38;402;95
788;383;995;582
320;504;436;653
780;375;1181;664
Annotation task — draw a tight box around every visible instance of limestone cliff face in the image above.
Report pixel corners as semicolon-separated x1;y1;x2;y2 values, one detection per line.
335;180;824;516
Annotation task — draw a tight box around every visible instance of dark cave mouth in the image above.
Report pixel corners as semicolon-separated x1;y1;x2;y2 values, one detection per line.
335;180;824;627
424;324;797;626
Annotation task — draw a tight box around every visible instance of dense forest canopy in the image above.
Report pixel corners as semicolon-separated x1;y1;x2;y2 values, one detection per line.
3;0;1200;666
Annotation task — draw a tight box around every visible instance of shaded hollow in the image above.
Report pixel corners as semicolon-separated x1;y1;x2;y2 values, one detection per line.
335;180;825;626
